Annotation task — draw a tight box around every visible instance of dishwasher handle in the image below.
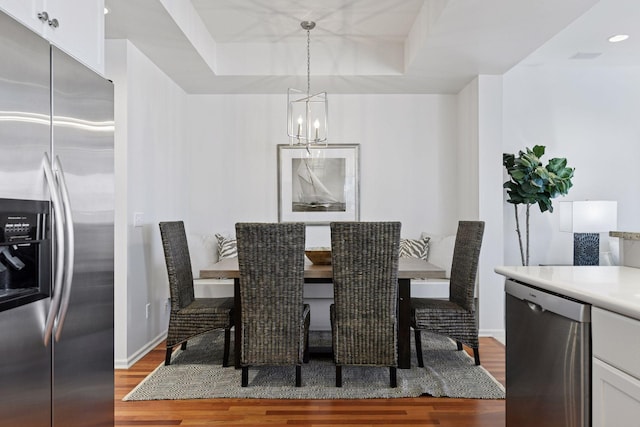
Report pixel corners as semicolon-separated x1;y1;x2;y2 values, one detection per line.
505;279;591;323
526;300;544;312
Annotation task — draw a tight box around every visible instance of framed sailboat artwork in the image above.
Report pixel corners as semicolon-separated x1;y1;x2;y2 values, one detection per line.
277;144;359;224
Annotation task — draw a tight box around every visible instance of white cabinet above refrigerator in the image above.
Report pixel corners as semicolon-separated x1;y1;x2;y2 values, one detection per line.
0;0;105;75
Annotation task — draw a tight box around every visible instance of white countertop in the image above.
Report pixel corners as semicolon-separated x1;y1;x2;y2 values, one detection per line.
610;231;640;240
495;266;640;321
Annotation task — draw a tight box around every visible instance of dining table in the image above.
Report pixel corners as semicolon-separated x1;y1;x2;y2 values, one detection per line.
200;256;446;369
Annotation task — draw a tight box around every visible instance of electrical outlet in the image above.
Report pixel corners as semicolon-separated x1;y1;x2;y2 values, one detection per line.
145;303;150;319
133;212;144;227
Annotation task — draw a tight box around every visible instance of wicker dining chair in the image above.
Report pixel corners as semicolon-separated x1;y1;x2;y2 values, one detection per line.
159;221;234;366
330;221;401;388
411;220;485;366
235;222;310;387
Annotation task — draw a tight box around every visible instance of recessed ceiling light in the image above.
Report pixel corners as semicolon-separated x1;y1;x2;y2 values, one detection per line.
608;34;629;43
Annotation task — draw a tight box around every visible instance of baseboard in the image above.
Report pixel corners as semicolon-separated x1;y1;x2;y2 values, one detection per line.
480;329;505;345
115;331;167;369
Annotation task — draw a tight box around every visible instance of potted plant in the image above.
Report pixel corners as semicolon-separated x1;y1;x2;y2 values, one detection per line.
503;145;574;266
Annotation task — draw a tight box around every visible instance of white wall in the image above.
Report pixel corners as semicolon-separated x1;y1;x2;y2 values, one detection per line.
457;76;506;337
185;94;460;245
105;39;128;368
503;65;640;267
477;76;506;337
106;40;189;368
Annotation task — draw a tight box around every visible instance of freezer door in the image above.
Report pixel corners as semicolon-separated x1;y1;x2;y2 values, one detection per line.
0;11;52;426
0;299;52;425
50;46;114;427
0;11;50;201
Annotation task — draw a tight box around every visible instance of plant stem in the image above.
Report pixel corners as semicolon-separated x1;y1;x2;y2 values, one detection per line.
514;205;525;266
525;204;530;266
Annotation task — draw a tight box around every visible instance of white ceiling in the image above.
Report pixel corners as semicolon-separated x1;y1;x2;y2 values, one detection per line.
104;0;640;94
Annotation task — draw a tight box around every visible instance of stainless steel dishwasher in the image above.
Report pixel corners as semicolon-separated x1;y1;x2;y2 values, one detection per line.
505;279;591;427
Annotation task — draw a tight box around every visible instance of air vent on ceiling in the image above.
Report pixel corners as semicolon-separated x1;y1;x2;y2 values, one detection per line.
570;52;602;60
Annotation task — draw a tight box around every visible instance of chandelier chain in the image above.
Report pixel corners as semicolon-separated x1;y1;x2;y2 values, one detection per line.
306;28;311;96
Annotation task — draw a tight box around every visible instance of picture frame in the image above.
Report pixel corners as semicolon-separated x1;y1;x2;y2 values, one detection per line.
278;144;360;225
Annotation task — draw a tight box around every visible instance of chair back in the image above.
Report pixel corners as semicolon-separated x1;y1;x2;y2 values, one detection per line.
235;222;306;365
449;221;485;311
159;221;196;312
330;221;401;366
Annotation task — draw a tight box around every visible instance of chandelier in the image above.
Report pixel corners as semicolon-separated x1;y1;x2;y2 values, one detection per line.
287;21;328;146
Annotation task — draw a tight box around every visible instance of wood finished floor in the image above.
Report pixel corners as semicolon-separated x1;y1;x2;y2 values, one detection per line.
115;337;505;427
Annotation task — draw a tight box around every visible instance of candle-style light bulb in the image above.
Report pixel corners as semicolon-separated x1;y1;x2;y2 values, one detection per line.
297;116;303;138
314;119;320;141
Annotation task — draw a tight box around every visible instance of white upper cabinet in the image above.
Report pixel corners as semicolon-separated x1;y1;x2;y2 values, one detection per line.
0;0;104;74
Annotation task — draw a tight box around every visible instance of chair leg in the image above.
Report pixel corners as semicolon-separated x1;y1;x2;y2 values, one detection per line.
336;365;342;387
241;366;249;387
473;348;481;366
164;347;173;366
181;341;187;350
390;366;397;388
295;365;302;387
456;340;463;351
222;328;231;367
303;329;310;363
414;329;424;368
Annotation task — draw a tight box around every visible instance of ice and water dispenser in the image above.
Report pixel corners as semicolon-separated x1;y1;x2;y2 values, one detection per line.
0;198;50;312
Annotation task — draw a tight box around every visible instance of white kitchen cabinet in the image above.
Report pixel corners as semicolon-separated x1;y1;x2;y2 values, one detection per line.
0;0;104;74
592;307;640;427
593;358;640;427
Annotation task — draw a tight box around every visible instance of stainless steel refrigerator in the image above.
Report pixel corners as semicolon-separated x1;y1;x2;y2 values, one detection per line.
0;10;114;427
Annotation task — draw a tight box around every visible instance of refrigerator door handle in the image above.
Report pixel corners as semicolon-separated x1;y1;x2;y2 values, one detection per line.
53;155;75;342
42;153;65;346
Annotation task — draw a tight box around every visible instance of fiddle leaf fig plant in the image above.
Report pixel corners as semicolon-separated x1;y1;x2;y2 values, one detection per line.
503;145;574;266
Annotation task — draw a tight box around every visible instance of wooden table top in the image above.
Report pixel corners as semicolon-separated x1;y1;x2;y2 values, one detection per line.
199;256;446;280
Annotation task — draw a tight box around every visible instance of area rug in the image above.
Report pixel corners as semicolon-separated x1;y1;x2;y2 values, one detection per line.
123;331;504;401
